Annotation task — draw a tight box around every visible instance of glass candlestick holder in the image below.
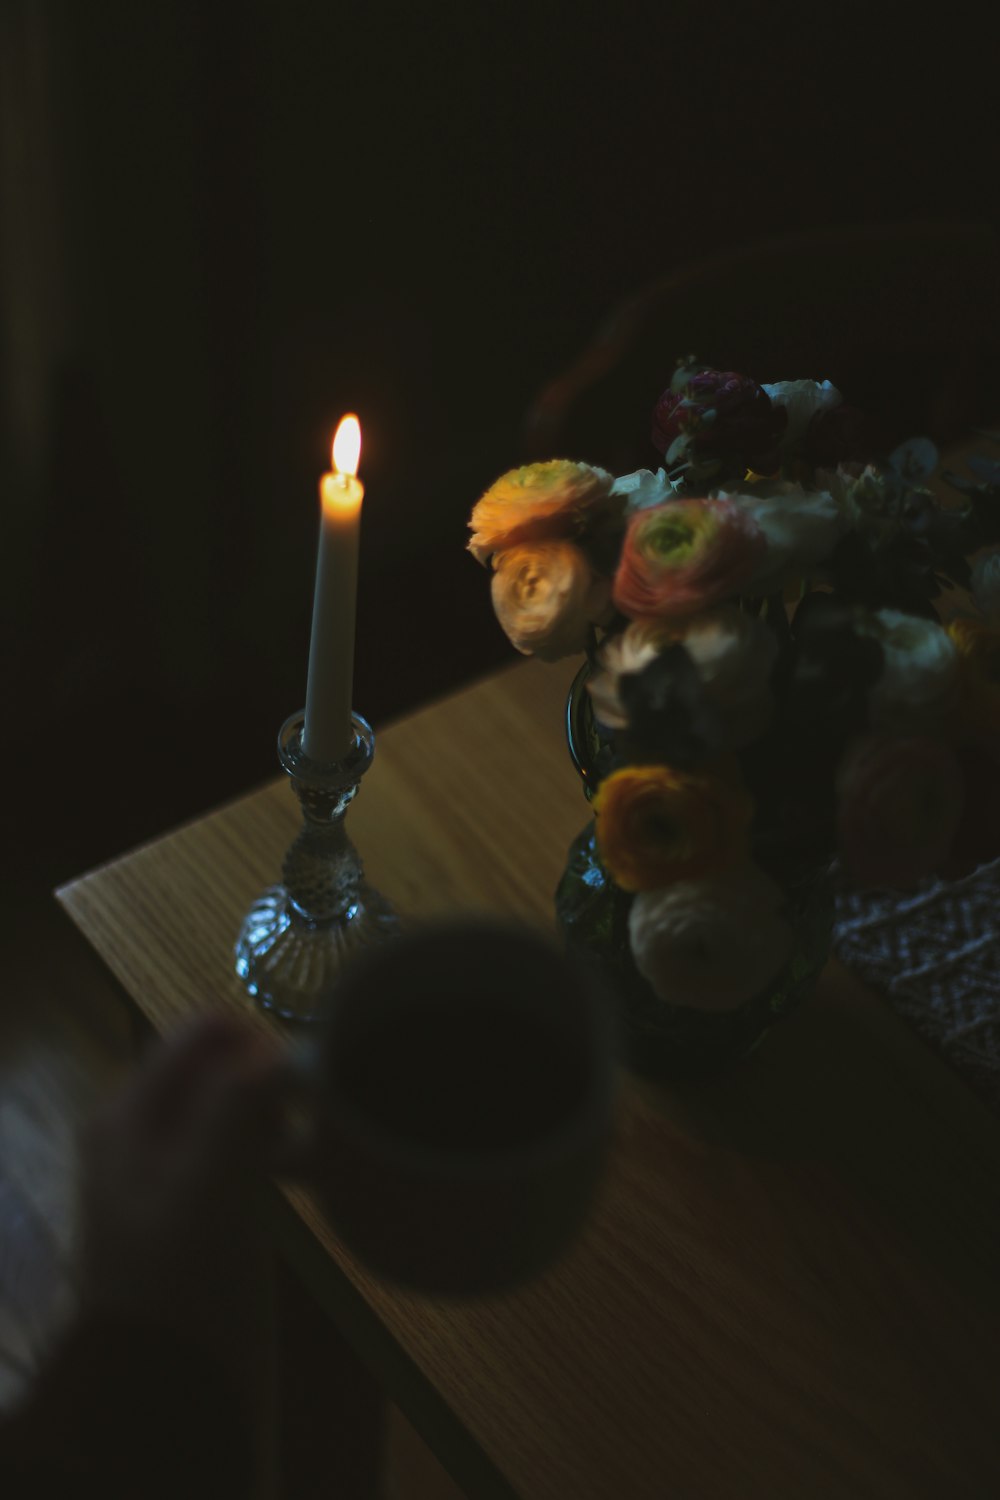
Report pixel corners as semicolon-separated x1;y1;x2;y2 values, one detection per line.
235;709;401;1023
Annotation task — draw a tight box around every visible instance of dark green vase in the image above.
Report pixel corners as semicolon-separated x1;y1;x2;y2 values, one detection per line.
555;663;835;1081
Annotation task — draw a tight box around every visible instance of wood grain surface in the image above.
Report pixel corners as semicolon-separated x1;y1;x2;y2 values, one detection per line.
57;653;1000;1499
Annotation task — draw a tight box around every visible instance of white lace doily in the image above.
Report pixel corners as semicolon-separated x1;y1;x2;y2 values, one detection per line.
832;856;1000;1111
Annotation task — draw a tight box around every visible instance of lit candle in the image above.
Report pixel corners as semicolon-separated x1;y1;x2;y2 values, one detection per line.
303;413;363;762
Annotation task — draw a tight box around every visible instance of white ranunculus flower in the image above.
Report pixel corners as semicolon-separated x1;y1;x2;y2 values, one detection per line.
860;608;961;735
628;863;794;1011
491;541;610;662
971;548;1000;620
587;617;680;728
762;378;842;453
681;606;778;747
814;462;878;517
587;606;776;745
717;481;846;596
610;467;679;513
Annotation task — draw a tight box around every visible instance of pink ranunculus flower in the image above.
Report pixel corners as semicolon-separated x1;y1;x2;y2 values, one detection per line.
611;497;767;621
490;540;612;662
836;734;965;889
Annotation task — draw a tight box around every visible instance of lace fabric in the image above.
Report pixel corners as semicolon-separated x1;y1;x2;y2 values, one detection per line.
832;856;1000;1112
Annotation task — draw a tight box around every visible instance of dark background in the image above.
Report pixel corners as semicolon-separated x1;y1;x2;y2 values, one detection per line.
3;1;997;893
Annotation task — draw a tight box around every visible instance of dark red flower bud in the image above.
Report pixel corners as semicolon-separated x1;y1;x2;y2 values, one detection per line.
652;369;787;475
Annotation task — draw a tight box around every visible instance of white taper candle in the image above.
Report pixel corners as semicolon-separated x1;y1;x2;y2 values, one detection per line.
303;415;363;762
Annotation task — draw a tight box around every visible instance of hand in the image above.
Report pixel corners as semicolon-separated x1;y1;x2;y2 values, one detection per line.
77;1011;292;1369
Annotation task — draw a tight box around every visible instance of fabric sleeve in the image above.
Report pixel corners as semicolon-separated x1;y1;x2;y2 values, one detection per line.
0;1312;254;1499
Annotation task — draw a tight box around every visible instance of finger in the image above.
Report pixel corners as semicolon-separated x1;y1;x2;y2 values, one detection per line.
125;1011;269;1134
184;1042;300;1176
264;1093;324;1180
258;1041;324;1178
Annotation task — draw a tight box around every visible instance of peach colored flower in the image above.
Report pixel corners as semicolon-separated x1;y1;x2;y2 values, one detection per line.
490;541;612;662
836;734;964;888
611;497;766;620
628;862;794;1011
468;459;615;565
593;763;753;892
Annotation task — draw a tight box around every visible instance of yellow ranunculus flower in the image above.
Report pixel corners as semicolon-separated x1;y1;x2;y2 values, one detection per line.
592;764;753;892
467;460;616;565
947;618;1000;741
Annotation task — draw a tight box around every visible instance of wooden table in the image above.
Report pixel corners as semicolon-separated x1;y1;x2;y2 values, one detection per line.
57;655;1000;1499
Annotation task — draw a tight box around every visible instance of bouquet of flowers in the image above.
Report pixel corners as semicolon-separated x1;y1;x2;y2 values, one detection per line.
467;359;1000;1072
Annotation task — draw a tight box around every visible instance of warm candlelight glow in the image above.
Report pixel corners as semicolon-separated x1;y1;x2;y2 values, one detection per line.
332;413;362;477
321;414;364;516
306;410;364;762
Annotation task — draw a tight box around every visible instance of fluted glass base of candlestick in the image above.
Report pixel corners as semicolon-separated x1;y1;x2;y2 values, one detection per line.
234;709;402;1024
236;884;401;1023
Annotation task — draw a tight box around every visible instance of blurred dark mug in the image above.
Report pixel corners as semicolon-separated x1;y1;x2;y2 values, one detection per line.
303;919;619;1296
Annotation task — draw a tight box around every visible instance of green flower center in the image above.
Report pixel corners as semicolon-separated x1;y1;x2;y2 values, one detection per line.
515;460;572;492
643;512;703;564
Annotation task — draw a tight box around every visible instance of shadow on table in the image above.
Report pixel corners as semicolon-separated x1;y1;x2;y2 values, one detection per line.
626;957;1000;1299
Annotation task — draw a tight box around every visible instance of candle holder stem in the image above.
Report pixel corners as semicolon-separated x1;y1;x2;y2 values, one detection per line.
235;710;400;1022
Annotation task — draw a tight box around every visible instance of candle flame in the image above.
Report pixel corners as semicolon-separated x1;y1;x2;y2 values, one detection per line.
332;414;362;477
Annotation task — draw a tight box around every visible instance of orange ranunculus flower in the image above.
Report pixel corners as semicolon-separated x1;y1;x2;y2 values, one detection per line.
592;764;753;892
947;618;1000;743
467;459;617;565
